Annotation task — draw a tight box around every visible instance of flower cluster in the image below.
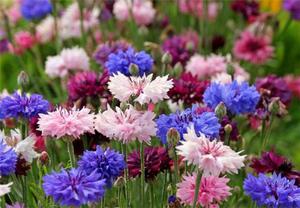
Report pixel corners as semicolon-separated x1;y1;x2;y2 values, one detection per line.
0;138;17;176
156;106;221;144
0;91;49;119
203;81;260;115
20;0;52;20
105;47;153;76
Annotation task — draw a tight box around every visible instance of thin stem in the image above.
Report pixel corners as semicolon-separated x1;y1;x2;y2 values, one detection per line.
150;183;154;208
22;176;28;207
140;142;145;206
77;0;86;46
192;170;202;208
67;141;76;167
121;143;129;207
161;171;168;208
275;16;292;42
261;119;267;153
173;146;179;191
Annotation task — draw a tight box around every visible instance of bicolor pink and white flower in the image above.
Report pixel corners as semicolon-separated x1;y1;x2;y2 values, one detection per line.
108;72;173;105
113;0;131;21
186;54;227;79
95;105;156;144
233;31;274;64
38;107;95;139
176;126;245;176
45;47;89;78
177;173;231;207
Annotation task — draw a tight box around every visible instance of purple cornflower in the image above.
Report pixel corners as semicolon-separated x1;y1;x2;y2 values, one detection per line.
21;0;52;20
284;0;300;20
162;31;199;66
0;138;17;176
203;81;260;115
156;106;220;144
78;146;125;187
0;91;49;119
244;173;300;207
42;168;106;207
105;47;153;76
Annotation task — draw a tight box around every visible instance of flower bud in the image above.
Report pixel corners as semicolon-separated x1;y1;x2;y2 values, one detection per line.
167;128;180;147
224;124;232;135
161;52;172;65
17;70;29;89
172;62;183;77
114;176;125;187
215;102;227;118
268;97;280;114
38;151;49;165
129;63;139;76
186;41;195;52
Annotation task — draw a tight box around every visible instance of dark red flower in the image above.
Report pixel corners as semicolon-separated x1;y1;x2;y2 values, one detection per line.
231;0;259;22
15;156;31;176
285;170;300;186
67;70;111;105
162;31;199;66
168;73;209;106
250;150;290;174
127;147;171;181
29;116;42;136
211;35;225;52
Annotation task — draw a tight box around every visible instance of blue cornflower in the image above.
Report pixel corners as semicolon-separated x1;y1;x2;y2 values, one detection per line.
78;146;125;187
42;168;106;207
0;91;49;119
0;138;17;176
105;47;153;76
243;173;300;208
203;81;260;115
156;106;221;144
21;0;52;20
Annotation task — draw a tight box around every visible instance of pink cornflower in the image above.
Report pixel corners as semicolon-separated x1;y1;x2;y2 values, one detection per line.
178;0;219;20
36;16;55;43
37;107;95;139
176;126;245;176
186;54;227;79
95;105;156;144
11;31;35;54
108;72;173;105
113;0;131;21
45;47;89;78
233;31;274;64
177;173;231;207
132;0;156;26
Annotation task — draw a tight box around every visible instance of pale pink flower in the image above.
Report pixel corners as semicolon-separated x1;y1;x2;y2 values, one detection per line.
60;47;90;71
59;3;99;39
177;173;231;207
211;73;232;84
176;126;245;176
233;63;250;83
38;107;95;139
108;72;173;105
45;55;67;78
7;1;22;23
45;47;89;78
36;16;55;43
113;0;131;21
95;105;156;144
132;0;156;26
186;54;227;79
233;31;274;64
178;0;218;20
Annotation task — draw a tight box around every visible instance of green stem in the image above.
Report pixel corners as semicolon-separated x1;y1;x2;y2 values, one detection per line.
140;142;145;206
173;146;179;192
22;176;28;207
261;119;267;152
275;16;292;42
121;143;129;207
77;0;86;46
192;170;202;208
161;171;168;208
67;141;76;167
150;183;154;208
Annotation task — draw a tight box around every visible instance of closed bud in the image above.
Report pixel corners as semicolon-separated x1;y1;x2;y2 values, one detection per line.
38;151;49;165
17;71;29;89
224;124;232;135
268;97;280;114
161;52;172;65
186;41;195;52
114;176;125;187
129;63;139;76
215;102;227;118
167;128;180;147
172;62;183;77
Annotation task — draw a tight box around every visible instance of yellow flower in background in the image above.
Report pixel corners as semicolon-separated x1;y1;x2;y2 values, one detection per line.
260;0;283;14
